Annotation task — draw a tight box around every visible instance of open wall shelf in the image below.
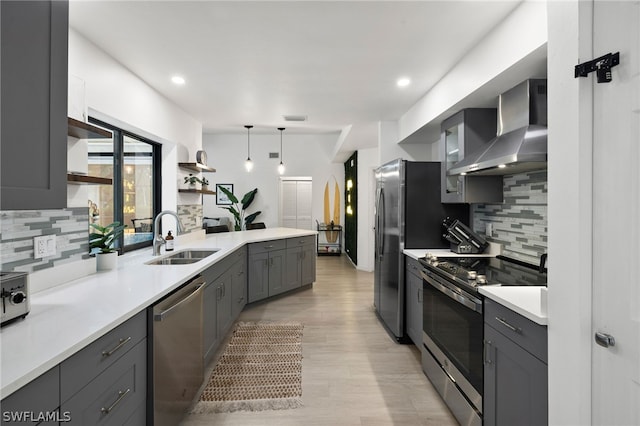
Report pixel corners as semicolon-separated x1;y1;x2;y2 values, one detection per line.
67;117;112;139
178;162;216;173
178;188;216;195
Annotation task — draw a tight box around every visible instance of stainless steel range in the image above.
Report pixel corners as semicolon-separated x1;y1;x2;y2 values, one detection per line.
419;254;546;426
1;271;30;326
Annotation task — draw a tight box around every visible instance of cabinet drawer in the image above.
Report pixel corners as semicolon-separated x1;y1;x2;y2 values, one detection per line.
286;236;315;248
405;256;421;279
60;311;146;402
61;339;146;426
249;239;286;254
1;366;60;425
484;298;547;363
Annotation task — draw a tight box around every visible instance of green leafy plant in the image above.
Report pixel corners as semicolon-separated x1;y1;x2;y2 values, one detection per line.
217;186;262;231
184;173;204;185
89;222;127;254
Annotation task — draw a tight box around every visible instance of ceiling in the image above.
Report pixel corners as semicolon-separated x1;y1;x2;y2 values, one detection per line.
69;1;523;156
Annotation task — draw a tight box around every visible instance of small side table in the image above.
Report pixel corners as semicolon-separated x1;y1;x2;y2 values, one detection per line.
317;224;342;256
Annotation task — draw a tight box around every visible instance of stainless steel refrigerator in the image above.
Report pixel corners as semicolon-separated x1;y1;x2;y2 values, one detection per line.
374;159;469;341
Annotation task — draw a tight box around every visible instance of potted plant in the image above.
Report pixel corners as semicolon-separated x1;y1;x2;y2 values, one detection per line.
184;173;200;188
201;177;209;191
217;186;262;231
89;221;127;270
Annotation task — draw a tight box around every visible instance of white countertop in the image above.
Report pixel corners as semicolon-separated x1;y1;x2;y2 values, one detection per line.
0;228;316;399
479;286;547;325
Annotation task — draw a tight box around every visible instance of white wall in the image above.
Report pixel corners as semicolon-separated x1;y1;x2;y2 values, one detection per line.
397;0;547;144
378;121;434;166
68;29;203;221
202;133;344;232
547;1;593;424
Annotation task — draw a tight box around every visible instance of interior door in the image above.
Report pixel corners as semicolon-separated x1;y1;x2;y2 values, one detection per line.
591;2;640;424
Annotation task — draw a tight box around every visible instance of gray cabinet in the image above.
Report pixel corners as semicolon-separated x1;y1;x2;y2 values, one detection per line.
440;109;503;204
404;256;423;347
1;0;69;210
202;247;247;364
248;240;287;302
285;237;316;292
215;270;233;340
230;253;247;319
0;366;60;425
60;339;147;426
58;311;146;426
483;298;548;426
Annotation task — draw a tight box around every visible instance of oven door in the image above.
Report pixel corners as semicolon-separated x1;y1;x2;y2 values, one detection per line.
421;268;483;409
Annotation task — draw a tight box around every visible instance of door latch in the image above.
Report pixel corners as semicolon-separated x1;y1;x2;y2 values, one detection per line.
595;331;616;348
575;52;620;83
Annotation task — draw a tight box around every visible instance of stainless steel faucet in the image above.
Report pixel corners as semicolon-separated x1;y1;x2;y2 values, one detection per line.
153;210;183;255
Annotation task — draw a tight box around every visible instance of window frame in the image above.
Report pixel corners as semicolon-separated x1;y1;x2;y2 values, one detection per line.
88;117;162;253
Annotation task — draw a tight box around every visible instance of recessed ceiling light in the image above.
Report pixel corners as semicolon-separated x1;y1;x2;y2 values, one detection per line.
397;77;411;87
171;75;186;85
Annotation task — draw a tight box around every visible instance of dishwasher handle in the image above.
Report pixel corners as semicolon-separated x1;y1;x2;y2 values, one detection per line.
154;276;205;322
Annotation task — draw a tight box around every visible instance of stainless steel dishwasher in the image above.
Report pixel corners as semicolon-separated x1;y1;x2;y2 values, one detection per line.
152;275;205;426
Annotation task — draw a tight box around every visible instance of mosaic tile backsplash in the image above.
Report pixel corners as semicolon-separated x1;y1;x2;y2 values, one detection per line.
178;204;203;233
473;170;547;265
0;208;91;273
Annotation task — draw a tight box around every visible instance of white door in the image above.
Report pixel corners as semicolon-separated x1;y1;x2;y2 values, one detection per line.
279;178;312;229
591;1;640;424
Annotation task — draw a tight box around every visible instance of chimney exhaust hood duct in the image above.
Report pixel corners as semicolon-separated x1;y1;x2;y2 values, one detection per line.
448;79;547;176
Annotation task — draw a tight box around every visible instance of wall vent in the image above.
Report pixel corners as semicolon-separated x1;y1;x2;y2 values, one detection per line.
269;152;280;159
283;115;307;122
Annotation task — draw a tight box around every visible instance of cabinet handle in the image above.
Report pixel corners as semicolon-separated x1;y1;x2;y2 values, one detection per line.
456;178;461;195
264;259;269;267
101;388;131;415
417;288;422;303
265;245;274;249
495;317;522;334
270;258;274;266
483;340;493;365
222;283;226;298
101;337;132;357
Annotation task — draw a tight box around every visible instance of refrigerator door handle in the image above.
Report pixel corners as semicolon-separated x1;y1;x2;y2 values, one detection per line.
379;188;385;257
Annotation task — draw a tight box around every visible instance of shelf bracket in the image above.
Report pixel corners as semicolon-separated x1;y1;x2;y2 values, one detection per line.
574;52;620;83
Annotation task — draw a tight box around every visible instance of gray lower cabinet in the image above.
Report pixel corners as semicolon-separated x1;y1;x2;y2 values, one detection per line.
230;254;247;319
60;339;146;426
483;298;548;426
202;247;247;364
0;0;69;210
59;311;147;426
1;312;147;426
248;240;287;302
284;237;316;292
0;366;60;425
404;256;423;347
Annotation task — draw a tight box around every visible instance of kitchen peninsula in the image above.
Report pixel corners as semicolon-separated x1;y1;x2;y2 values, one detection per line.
0;228;316;403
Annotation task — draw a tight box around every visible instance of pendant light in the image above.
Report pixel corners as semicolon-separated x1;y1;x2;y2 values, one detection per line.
244;125;254;172
277;127;285;175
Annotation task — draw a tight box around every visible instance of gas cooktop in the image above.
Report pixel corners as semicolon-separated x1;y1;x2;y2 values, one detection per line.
419;253;547;290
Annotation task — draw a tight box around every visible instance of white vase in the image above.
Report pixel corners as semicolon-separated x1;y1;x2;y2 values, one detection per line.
96;252;118;271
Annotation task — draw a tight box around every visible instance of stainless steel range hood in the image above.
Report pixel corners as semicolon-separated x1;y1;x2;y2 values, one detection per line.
448;79;547;176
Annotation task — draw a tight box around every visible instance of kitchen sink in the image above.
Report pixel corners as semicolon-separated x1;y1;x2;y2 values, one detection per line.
146;249;219;265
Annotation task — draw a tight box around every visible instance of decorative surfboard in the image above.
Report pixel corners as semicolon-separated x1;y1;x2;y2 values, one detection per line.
323;177;340;243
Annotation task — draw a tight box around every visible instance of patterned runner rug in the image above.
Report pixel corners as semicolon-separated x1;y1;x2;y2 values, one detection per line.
190;321;304;413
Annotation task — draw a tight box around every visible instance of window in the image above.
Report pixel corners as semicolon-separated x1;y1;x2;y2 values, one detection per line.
87;118;161;253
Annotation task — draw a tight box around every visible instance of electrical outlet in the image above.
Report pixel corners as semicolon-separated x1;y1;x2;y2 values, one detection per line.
34;235;56;259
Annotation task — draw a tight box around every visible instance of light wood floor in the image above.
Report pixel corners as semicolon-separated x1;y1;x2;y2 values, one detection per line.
181;256;458;426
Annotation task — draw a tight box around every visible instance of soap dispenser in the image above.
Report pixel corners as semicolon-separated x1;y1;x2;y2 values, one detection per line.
165;230;175;251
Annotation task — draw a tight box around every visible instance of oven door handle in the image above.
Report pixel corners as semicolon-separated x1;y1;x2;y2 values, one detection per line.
420;269;482;313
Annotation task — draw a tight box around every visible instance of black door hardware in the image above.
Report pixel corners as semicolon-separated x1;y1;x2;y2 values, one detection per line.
575;52;620;83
